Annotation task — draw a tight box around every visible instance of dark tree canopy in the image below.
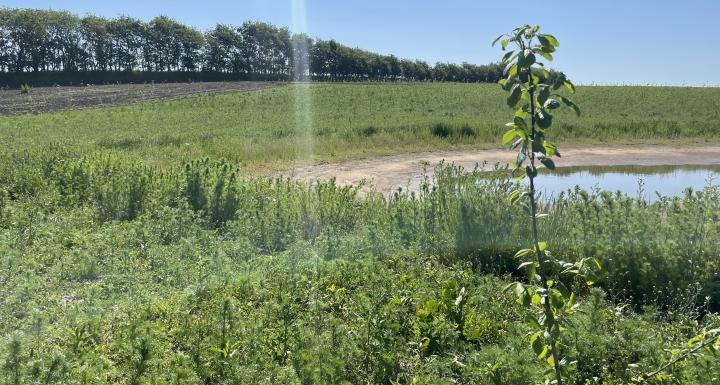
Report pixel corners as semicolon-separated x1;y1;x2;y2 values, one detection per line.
0;8;561;86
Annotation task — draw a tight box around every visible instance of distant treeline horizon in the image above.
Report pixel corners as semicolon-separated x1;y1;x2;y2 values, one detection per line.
0;8;563;87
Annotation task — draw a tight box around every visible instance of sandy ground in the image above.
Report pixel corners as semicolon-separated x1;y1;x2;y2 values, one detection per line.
288;145;720;194
0;81;284;115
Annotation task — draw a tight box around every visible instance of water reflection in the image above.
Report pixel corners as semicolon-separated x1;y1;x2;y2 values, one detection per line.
535;165;720;201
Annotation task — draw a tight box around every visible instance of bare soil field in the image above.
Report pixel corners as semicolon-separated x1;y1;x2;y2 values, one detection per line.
289;144;720;195
0;81;285;115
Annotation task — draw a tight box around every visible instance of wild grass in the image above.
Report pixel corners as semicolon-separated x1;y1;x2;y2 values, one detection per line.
1;148;719;383
1;83;718;171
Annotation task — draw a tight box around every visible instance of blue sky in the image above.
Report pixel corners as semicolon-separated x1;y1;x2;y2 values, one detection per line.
4;0;719;86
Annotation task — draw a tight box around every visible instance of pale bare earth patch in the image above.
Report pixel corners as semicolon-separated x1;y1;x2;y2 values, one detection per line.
288;145;720;195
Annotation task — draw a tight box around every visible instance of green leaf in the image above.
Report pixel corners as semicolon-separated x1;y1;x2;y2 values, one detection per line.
492;34;504;47
541;34;560;47
555;95;581;116
518;261;535;270
529;331;541;343
563;80;576;93
502;129;521;145
539;345;550;360
518;49;536;67
543;141;558;157
544;98;560;109
514;26;530;39
537;35;551;47
532;134;545;153
526;314;541;328
503;59;517;75
500;77;516;91
508;189;530;204
512;166;526;181
552;72;566;90
540;44;556;54
516;148;527;165
514;248;533;259
514;116;528;130
536;110;553;129
546;354;555;367
501;39;508;50
532;334;544;356
532;293;542;305
527;264;537;282
525;165;538;178
507;84;522;107
503;282;519;292
550;290;565;309
538;242;547;251
537;86;551;105
537;50;553;61
540;157;556;170
556;281;570;298
508;189;521;205
521;290;531;306
501;50;516;63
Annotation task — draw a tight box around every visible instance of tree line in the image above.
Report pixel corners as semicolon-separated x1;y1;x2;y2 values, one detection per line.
0;8;540;85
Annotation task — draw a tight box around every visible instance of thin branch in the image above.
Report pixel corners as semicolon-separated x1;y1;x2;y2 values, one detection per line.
636;334;719;383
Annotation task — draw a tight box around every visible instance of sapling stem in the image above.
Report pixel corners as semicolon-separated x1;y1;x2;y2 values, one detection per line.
494;25;583;385
527;71;563;385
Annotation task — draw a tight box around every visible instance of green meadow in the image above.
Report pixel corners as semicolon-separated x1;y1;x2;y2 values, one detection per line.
2;83;718;171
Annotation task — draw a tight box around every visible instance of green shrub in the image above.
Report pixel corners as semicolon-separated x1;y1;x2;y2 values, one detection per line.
361;125;378;136
431;122;452;138
459;123;477;137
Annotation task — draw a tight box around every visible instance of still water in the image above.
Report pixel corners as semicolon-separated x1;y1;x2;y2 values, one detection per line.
534;165;720;201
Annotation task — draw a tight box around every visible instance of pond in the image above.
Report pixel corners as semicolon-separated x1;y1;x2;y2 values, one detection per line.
534;165;720;201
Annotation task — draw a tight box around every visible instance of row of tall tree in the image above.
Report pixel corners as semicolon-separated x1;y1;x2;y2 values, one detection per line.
0;8;509;82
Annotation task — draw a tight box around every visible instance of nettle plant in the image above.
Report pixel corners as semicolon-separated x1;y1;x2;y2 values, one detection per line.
493;25;596;384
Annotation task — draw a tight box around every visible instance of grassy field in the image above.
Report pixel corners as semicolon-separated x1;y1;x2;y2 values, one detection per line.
1;83;720;383
1;83;719;171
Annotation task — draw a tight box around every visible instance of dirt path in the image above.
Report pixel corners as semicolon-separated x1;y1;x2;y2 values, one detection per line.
288;145;720;194
0;81;285;115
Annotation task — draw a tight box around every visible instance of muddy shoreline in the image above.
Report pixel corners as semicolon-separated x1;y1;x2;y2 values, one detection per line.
289;145;720;194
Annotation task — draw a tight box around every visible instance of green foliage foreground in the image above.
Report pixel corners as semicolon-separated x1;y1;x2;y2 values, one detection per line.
1;149;719;384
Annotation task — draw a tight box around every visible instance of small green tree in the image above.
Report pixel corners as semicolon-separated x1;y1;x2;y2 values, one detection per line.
493;25;595;385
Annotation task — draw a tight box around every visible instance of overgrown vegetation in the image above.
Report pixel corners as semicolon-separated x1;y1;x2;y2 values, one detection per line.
2;83;719;172
1;148;719;383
